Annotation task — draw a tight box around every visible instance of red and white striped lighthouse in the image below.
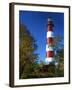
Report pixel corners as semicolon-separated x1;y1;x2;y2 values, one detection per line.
46;18;54;64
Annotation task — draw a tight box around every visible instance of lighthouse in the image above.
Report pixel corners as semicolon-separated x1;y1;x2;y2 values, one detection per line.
46;18;54;64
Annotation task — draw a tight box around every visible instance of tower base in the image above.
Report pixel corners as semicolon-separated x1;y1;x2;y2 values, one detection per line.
46;57;54;64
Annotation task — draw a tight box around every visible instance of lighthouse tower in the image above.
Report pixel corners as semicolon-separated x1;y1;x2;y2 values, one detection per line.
46;18;54;64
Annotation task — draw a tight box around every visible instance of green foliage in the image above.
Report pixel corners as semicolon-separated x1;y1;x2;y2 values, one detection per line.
19;24;39;79
53;36;64;77
19;24;64;79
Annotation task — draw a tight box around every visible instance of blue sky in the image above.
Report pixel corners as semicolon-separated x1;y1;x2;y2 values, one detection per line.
19;11;64;62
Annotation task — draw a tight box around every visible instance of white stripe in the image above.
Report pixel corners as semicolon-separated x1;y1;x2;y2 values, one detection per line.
47;31;54;38
48;18;52;22
46;58;54;64
46;45;53;51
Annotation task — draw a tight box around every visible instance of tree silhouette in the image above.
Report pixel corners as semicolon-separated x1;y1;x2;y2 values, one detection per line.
19;24;39;79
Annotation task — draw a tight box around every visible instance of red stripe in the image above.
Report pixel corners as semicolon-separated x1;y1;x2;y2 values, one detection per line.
48;21;54;27
46;37;53;44
47;25;53;31
46;51;54;57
